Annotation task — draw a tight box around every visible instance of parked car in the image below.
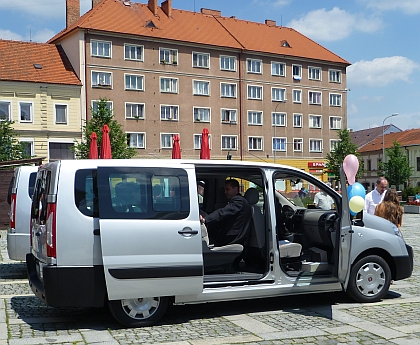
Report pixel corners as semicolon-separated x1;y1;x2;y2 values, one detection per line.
8;166;38;261
26;159;413;327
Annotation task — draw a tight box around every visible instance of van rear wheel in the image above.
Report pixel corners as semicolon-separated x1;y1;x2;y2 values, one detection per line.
108;296;168;327
347;255;391;303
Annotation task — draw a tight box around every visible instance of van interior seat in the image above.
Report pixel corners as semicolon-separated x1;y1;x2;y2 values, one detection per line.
201;224;243;273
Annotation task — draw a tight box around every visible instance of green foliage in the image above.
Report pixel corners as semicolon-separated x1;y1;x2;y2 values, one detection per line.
325;128;364;179
73;98;137;159
378;141;412;190
0;120;29;161
402;186;417;201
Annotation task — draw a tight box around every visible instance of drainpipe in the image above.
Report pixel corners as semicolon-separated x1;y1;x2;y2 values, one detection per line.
84;29;89;124
238;49;244;161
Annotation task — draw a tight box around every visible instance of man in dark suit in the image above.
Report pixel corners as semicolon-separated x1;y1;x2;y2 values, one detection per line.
200;179;252;246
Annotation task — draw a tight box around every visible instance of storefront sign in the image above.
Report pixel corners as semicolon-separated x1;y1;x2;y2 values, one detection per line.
308;162;325;168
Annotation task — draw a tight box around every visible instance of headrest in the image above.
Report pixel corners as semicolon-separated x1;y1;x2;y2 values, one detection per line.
244;188;259;205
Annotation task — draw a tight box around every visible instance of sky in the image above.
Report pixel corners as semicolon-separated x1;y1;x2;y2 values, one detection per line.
0;0;419;132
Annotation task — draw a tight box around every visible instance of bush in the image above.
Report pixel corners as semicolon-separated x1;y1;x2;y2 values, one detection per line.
402;186;417;201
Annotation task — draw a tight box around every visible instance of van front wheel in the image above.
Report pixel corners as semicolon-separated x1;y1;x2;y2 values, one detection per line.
347;255;391;303
108;296;168;327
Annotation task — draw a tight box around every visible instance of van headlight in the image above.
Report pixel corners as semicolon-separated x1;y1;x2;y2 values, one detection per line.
393;225;402;238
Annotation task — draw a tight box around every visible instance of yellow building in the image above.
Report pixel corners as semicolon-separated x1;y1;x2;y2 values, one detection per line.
0;40;82;162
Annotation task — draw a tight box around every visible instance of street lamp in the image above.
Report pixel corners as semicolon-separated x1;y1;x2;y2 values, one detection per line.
382;113;398;165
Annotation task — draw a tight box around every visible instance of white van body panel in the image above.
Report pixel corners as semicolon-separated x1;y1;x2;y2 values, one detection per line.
7;166;38;261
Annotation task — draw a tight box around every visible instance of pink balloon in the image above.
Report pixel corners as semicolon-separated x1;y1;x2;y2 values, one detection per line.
343;154;359;185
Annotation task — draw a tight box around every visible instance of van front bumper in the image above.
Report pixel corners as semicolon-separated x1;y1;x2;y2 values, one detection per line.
394;244;414;281
26;253;107;308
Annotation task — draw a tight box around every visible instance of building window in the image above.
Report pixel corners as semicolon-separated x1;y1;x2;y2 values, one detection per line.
124;44;143;61
367;159;372;171
247;85;263;100
330;116;342;129
249;137;263;150
160;105;179;121
330;139;339;151
19;102;33;123
308;91;322;105
55;104;67;124
272;112;286;127
330;93;342;107
193;80;210;96
272;88;286;102
193;107;210;122
125;74;144;91
91;40;111;58
49;142;74;160
221;135;237;150
308;66;321;80
0;101;11;121
20;140;34;157
194;134;212;150
248;111;263;125
273;137;286;152
161;133;178;149
329;69;341;83
220;55;236;71
309;115;322;128
193;52;210;68
92;100;112;113
293;113;302;128
159;48;178;64
221;109;237;123
247;59;262;74
160;77;178;93
309;139;323;152
92;71;112;87
221;83;237;98
292;64;302;80
293;89;302;103
271;62;285;76
293;138;303;152
127;133;145;148
126;103;145;119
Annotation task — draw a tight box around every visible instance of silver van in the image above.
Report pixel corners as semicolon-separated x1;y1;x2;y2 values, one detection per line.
7;165;38;261
26;160;413;327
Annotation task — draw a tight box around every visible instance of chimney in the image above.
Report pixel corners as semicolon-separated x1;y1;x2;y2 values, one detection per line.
265;19;276;27
148;0;158;15
161;0;172;17
92;0;102;7
201;8;222;17
66;0;80;28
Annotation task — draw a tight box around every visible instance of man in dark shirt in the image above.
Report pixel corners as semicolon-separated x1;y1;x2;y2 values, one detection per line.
200;179;252;246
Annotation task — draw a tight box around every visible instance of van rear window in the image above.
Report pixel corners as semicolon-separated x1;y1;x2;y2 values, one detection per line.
28;172;36;198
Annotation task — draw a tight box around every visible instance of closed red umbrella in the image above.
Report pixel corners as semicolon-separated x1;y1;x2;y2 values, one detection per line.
200;128;210;159
100;124;112;159
88;132;98;159
172;134;181;159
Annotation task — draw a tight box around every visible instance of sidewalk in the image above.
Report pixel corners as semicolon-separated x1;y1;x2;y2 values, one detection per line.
1;214;419;345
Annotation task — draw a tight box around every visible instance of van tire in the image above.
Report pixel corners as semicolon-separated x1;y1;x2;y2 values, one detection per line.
347;255;391;303
108;296;169;327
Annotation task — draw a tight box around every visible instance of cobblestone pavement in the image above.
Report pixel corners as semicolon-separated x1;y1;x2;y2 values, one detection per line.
1;214;419;345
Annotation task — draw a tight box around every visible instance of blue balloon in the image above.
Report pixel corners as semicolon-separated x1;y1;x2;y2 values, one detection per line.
351;182;366;199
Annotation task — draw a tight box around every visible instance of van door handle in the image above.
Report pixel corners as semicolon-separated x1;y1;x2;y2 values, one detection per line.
93;229;100;236
178;228;199;236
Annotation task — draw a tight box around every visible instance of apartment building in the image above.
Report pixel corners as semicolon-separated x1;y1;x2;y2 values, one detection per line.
52;0;349;175
0;40;82;162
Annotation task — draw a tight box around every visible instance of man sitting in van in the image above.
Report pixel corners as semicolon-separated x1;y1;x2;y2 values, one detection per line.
200;179;252;246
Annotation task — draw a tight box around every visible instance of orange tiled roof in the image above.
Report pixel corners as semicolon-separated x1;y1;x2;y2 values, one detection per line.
350;124;401;149
0;40;81;86
358;128;420;153
49;0;349;65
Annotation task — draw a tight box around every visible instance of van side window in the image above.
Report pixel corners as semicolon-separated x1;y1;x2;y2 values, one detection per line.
74;169;99;217
31;170;51;224
97;167;189;220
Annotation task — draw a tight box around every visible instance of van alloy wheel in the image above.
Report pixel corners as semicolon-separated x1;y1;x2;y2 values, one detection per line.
347;255;391;303
108;296;169;327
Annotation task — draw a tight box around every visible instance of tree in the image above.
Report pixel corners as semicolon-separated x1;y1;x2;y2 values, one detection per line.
0;120;29;161
73;98;137;159
325;128;364;179
378;141;412;190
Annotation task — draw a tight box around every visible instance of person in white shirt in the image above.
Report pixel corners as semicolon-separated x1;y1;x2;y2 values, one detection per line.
364;177;388;215
314;183;335;210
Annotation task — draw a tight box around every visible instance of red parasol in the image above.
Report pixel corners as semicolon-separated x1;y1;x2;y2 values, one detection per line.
172;134;181;159
88;132;98;159
100;124;112;159
200;128;210;159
